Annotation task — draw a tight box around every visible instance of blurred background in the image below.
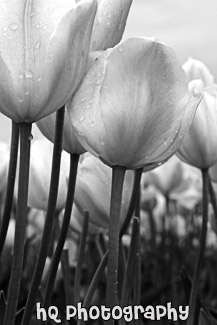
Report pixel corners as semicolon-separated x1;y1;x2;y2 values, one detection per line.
0;0;217;142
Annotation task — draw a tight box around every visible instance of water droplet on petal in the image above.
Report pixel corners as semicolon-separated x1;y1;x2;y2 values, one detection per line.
35;41;41;49
79;116;85;122
43;25;47;30
9;23;18;31
28;134;33;141
24;70;33;79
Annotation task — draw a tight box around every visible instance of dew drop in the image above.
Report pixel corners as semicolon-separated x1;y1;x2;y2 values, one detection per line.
18;73;24;79
118;46;124;52
35;41;41;49
43;25;47;30
79;116;85;122
163;141;167;146
37;77;42;82
86;105;90;110
24;70;34;78
91;121;94;127
9;23;18;31
36;24;40;29
28;134;33;141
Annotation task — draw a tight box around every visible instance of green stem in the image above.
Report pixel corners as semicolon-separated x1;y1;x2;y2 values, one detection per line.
120;168;143;237
3;122;32;325
61;249;72;307
208;175;217;222
106;166;126;313
81;168;142;312
0;121;19;258
43;153;79;310
187;168;209;325
22;107;65;325
121;217;140;307
74;210;89;305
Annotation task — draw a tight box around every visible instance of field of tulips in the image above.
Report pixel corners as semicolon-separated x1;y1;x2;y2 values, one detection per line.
0;0;216;324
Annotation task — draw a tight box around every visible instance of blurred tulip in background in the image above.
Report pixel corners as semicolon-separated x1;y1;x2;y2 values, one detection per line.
74;154;134;229
177;58;217;169
37;109;85;155
145;155;184;195
27;138;70;211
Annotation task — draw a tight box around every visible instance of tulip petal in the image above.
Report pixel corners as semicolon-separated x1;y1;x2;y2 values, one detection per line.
0;0;97;122
91;0;133;51
37;110;86;155
177;90;217;168
69;37;195;169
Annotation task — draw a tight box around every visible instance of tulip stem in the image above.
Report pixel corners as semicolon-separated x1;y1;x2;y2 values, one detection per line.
208;175;217;222
74;210;89;305
121;216;140;307
3;122;32;325
22;107;65;325
106;166;126;314
43;153;79;311
187;168;209;325
80;168;142;314
0;120;19;258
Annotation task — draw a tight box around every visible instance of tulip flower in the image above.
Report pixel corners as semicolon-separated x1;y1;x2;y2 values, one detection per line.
177;59;214;325
37;109;85;155
74;154;134;229
67;37;201;170
90;0;133;51
27;137;70;211
146;155;184;195
66;204;104;236
177;59;217;169
183;57;214;87
0;0;97;123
